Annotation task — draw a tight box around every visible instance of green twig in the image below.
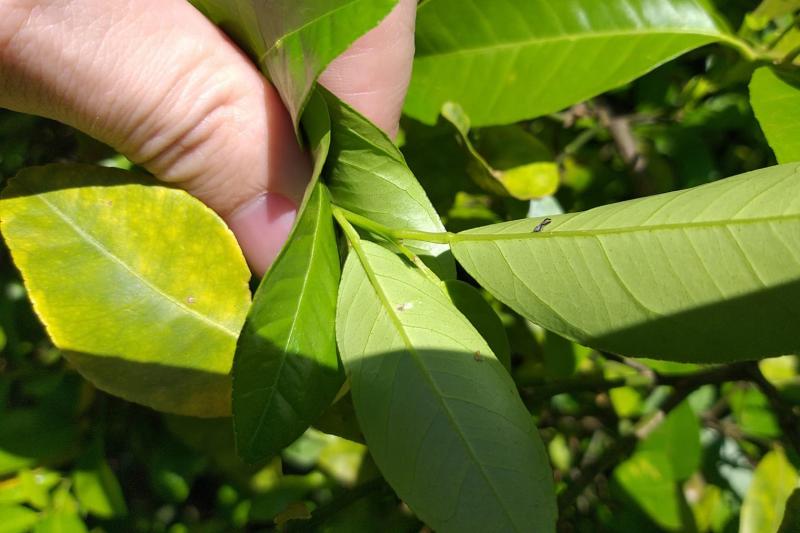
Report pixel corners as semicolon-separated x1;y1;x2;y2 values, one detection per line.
332;206;445;286
334;206;453;244
718;34;764;63
780;43;800;66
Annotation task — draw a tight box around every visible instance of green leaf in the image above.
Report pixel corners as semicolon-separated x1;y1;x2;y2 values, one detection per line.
336;239;556;532
638;401;701;481
314;393;364;444
444;280;511;371
0;504;40;533
451;163;800;362
17;470;61;510
259;0;399;126
778;488;800;533
728;386;781;438
613;451;684;531
233;182;342;463
750;67;800;164
0;409;78;476
741;448;799;533
33;487;87;533
747;0;800;30
187;0;266;61
194;0;398;128
323;89;455;278
72;440;127;519
0;164;251;416
407;0;746;126
441;103;557;200
33;512;87;533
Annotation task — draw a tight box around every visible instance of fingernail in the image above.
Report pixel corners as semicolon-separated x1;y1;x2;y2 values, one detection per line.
225;192;297;276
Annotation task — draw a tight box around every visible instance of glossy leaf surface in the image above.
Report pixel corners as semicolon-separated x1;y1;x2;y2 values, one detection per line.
188;0;266;61
452;163;800;362
0;165;251;416
233;87;341;463
324;89;455;278
407;0;735;126
192;0;397;126
750;67;800;164
233;182;342;463
336;240;556;532
740;448;798;533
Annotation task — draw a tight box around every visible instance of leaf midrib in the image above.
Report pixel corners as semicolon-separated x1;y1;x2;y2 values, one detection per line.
453;212;800;243
261;0;370;60
415;28;722;61
244;191;327;453
33;191;237;338
351;244;520;530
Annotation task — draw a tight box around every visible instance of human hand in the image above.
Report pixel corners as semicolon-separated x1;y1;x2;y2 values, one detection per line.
0;0;416;275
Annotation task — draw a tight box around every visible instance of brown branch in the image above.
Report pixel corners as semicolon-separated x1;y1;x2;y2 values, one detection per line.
745;362;800;455
556;362;752;525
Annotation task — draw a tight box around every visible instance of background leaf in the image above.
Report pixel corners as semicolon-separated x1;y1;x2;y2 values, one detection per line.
740;448;799;533
336;240;556;532
72;439;127;519
0;165;251;416
750;67;800;164
0;505;40;533
452;163;800;362
406;0;743;126
441;103;558;200
637;401;701;480
778;488;800;533
613;451;686;531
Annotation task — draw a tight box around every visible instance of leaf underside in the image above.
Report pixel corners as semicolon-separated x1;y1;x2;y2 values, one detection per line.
337;240;556;532
453;163;800;362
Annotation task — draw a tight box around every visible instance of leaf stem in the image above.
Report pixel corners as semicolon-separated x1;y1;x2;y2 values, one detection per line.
718;34;765;63
333;206;454;244
332;206;444;287
780;43;800;66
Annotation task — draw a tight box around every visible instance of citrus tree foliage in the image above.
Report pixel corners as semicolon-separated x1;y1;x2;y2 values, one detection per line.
1;0;800;532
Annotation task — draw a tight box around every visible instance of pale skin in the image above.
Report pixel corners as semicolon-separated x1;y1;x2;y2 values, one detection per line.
0;0;417;275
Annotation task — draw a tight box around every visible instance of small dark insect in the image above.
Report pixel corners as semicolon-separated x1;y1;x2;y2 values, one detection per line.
533;217;552;232
473;350;483;362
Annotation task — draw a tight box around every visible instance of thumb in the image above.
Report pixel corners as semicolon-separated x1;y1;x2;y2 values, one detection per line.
0;0;310;276
318;0;417;138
